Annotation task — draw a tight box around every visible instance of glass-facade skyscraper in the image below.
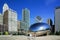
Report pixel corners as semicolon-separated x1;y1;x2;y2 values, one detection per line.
21;8;30;31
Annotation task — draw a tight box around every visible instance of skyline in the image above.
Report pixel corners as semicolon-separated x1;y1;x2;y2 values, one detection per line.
0;0;60;25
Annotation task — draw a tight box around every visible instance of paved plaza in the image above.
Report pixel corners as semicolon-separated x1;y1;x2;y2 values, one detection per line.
0;35;60;40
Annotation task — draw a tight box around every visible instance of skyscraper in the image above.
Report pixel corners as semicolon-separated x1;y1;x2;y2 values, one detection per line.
47;18;54;33
35;16;42;23
47;18;52;26
21;8;30;31
55;7;60;32
0;13;3;34
3;3;17;33
0;13;3;25
20;21;27;31
17;20;20;31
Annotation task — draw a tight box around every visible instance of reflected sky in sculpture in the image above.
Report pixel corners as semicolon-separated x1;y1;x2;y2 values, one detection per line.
29;23;50;32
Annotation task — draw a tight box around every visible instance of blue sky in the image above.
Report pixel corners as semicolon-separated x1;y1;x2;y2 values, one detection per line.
0;0;60;25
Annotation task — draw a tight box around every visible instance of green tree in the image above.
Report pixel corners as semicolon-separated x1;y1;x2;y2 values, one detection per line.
4;31;9;35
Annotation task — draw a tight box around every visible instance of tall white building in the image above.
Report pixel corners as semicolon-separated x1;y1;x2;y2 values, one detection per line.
8;9;17;32
3;3;17;32
0;13;3;25
55;7;60;32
